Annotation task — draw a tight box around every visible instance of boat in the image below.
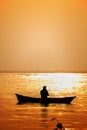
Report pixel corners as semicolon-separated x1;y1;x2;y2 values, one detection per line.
15;93;76;104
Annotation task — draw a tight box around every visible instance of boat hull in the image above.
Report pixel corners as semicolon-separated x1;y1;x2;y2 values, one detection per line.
15;93;76;104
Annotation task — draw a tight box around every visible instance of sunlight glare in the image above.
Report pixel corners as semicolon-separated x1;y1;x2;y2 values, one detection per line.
22;73;83;96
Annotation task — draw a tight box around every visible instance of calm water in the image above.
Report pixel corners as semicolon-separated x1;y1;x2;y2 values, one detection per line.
0;73;87;130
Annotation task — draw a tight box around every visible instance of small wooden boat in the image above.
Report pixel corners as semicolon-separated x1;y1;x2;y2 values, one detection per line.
15;93;76;104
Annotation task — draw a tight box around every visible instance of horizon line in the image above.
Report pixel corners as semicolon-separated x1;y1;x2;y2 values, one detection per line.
0;70;87;73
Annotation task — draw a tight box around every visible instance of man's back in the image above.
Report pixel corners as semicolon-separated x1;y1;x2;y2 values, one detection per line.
40;89;49;99
40;86;49;99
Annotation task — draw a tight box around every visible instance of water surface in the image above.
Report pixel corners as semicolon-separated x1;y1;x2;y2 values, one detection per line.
0;73;87;130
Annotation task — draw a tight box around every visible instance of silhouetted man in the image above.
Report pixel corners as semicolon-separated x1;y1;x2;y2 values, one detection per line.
40;86;49;103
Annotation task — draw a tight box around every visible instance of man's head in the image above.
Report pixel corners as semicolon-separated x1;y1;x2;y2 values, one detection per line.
43;86;46;90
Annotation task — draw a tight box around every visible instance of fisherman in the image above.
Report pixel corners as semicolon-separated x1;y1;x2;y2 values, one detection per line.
40;86;49;103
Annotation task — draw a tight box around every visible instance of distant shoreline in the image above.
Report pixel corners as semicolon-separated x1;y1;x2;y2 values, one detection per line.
0;71;87;73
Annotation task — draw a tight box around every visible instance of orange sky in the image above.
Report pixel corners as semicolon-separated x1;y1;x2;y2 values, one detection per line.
0;0;87;72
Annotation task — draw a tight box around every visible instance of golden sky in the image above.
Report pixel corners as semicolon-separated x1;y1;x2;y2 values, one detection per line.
0;0;87;72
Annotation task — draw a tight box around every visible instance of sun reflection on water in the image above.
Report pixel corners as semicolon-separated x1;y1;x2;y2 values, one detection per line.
22;73;84;96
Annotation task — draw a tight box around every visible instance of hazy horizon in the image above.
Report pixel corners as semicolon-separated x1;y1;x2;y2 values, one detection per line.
0;0;87;72
1;70;87;73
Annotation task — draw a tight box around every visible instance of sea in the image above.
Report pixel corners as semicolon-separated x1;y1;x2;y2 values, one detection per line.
0;73;87;130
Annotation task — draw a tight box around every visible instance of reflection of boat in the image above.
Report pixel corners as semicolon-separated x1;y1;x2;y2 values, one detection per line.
15;93;76;104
